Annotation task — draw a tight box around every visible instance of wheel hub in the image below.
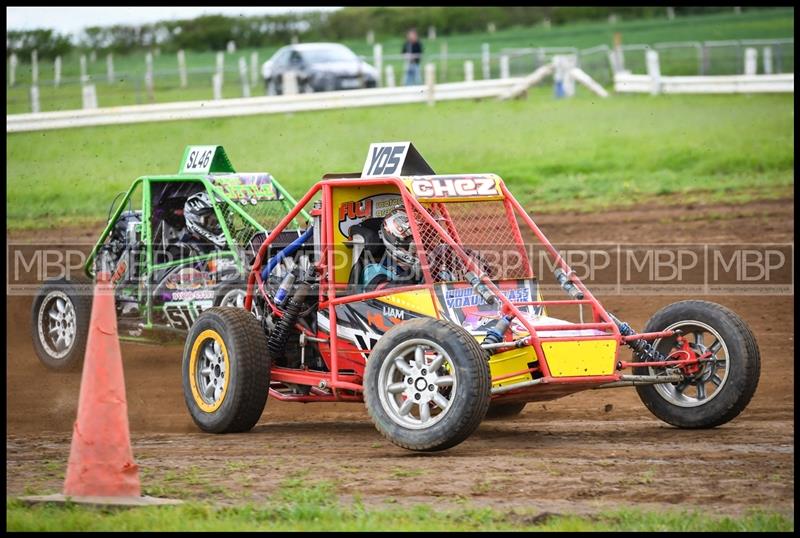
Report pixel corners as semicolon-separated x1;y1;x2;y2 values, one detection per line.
378;340;457;430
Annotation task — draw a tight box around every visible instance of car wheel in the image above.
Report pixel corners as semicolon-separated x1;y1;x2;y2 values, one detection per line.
634;300;760;429
364;318;491;451
31;277;93;371
183;307;270;433
265;78;279;96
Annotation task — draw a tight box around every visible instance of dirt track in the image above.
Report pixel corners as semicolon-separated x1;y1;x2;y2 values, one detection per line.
6;199;794;516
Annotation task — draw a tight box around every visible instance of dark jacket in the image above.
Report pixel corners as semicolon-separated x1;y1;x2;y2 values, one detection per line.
401;41;423;64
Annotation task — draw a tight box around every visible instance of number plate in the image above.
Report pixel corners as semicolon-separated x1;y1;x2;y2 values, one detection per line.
181;146;217;174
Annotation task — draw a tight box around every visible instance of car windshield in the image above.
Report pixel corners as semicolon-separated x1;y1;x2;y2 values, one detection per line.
302;46;358;64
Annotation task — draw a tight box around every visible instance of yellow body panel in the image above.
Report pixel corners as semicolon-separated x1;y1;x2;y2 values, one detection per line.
541;339;618;377
488;346;537;388
330;184;403;284
376;289;438;318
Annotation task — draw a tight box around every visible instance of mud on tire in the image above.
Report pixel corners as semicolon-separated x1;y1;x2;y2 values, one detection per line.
31;277;93;371
634;300;760;429
182;307;271;433
363;318;491;452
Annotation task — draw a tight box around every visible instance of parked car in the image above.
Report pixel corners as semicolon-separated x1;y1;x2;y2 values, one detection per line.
261;43;378;95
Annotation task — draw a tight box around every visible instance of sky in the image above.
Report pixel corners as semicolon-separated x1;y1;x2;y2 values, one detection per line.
6;6;342;35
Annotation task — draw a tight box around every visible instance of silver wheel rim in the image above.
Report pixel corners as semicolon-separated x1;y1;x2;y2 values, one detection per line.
37;291;77;359
196;338;227;406
377;338;457;430
651;320;730;408
219;289;246;309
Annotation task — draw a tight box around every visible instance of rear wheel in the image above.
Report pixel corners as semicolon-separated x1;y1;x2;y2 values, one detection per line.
364;318;491;451
182;307;270;433
634;300;760;429
485;401;527;420
31;277;93;371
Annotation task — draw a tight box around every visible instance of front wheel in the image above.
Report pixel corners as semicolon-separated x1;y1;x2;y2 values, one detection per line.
31;277;93;371
634;300;760;429
364;318;491;451
182;307;270;433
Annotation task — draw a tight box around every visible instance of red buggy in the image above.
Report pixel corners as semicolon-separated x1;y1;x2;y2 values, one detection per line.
182;142;760;451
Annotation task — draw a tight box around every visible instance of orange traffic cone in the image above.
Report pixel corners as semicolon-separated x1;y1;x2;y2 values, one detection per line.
21;271;180;507
62;271;141;497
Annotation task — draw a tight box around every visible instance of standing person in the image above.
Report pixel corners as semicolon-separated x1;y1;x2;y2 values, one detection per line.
401;28;423;85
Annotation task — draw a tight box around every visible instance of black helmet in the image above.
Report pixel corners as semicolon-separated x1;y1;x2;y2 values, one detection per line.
184;192;226;247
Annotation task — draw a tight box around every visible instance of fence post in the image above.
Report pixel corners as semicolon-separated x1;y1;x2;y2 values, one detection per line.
54;56;61;87
762;47;773;75
366;30;375;45
385;65;395;87
82;83;98;109
646;49;661;95
283;70;298;95
238;57;251;98
80;54;89;84
373;44;383;87
553;55;576;98
428;26;436;40
439;41;448;82
700;44;709;76
212;73;223;100
744;47;757;76
226;40;236;54
30;84;40;113
145;52;155;101
216;52;225;85
31;50;39;86
250;51;258;87
481;43;491;79
9;53;17;87
425;62;436;106
464;60;474;82
500;54;510;79
106;53;114;84
177;50;188;88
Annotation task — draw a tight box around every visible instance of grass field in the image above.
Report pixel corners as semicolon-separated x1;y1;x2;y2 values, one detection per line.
6;91;793;230
6;479;794;531
6;8;794;114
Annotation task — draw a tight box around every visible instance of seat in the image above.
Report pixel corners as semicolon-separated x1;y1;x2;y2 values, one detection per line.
345;218;385;291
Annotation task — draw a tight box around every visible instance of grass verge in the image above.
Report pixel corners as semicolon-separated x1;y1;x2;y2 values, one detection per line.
6;91;793;230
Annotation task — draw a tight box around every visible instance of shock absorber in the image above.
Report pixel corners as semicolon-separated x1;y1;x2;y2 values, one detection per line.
481;315;514;354
268;265;314;362
609;313;666;362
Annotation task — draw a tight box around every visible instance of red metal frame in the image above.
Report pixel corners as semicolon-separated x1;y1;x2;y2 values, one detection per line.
244;174;686;403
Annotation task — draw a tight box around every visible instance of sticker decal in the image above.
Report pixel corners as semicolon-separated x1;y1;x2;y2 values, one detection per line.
338;193;403;237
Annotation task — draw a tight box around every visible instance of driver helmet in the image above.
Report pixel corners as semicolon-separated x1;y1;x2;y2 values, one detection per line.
184;191;226;247
380;209;417;269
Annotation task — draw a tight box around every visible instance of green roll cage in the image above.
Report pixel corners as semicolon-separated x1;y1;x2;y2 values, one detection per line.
83;145;311;329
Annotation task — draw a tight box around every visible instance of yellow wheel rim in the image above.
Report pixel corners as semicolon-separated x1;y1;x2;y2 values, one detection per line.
189;329;231;413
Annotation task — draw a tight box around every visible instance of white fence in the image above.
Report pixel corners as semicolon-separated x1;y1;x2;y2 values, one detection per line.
7;77;523;133
615;73;794;94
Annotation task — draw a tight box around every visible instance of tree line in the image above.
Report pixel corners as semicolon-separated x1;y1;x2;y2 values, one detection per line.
7;6;754;60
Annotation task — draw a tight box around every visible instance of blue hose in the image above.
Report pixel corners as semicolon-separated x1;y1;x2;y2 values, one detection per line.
261;227;314;281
